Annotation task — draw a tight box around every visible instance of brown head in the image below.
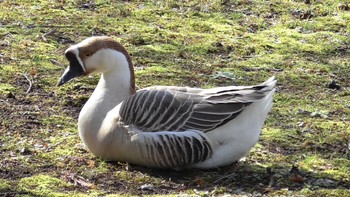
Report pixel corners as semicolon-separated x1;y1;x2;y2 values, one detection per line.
57;36;135;93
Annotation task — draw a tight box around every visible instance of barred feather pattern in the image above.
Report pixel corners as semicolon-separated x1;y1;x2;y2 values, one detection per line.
131;130;213;168
119;82;272;133
118;77;276;167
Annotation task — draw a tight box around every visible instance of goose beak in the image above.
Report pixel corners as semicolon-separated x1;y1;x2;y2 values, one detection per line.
57;62;85;86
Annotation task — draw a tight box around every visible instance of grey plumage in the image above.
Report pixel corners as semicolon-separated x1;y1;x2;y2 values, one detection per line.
118;77;276;168
133;131;212;168
120;78;274;133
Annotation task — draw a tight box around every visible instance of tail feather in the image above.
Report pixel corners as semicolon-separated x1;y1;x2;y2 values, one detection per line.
260;76;277;91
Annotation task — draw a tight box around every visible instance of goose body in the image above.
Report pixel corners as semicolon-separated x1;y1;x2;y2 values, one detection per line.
58;36;276;169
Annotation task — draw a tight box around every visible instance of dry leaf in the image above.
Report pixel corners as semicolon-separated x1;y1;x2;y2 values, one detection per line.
86;160;95;168
62;171;95;188
289;165;305;183
290;174;305;183
193;178;207;187
30;67;37;77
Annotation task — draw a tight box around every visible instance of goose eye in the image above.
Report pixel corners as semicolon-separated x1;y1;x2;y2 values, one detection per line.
85;53;92;57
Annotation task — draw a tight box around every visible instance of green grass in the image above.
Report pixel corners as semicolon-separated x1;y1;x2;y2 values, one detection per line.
1;0;350;196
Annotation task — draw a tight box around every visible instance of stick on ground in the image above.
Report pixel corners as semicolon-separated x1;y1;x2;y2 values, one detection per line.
22;74;32;93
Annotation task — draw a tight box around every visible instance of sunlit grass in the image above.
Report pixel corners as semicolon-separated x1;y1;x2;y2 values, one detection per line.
1;0;349;196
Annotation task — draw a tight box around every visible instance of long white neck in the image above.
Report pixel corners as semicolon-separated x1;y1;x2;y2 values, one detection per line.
78;50;133;150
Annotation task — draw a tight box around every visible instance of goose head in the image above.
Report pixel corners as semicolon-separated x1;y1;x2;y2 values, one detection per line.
57;36;135;91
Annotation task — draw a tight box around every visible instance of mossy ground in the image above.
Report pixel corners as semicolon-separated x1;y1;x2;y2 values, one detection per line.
1;0;349;196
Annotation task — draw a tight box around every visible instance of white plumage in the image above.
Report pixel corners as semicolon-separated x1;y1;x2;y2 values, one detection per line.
58;36;276;169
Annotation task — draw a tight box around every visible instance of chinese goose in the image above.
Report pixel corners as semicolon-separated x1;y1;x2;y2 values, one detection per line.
57;36;276;169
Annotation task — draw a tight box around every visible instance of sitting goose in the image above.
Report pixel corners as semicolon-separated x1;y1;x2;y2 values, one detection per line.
58;36;276;169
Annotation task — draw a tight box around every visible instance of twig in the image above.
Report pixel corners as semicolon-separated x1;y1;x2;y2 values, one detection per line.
22;74;32;93
50;59;64;67
41;29;57;42
212;172;236;184
267;167;275;187
0;99;10;105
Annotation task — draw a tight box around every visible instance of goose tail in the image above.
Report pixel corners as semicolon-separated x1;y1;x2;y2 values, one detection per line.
260;76;277;91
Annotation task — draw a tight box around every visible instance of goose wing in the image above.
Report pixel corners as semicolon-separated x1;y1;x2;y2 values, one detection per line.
119;77;276;132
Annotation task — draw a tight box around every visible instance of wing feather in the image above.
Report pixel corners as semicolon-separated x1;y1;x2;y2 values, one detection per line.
132;130;212;168
119;77;276;133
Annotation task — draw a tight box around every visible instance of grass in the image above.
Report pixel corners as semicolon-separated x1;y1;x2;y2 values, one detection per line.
1;0;350;196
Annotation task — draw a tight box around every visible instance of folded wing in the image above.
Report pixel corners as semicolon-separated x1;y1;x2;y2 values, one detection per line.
119;77;276;133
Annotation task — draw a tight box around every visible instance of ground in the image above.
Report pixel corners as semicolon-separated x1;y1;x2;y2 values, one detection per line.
0;0;350;196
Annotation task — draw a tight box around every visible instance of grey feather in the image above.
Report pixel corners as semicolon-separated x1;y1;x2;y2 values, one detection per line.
134;131;213;168
119;77;276;133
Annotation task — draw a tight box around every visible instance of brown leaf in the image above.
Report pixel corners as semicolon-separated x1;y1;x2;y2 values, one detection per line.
86;160;95;168
30;67;37;77
290;174;305;183
289;165;305;183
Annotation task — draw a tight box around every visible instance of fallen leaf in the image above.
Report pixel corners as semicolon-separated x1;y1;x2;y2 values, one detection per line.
290;174;305;183
289;165;305;183
74;175;95;188
62;171;95;188
86;160;95;168
30;67;37;77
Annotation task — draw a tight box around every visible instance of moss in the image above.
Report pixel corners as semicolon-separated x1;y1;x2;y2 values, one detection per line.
301;188;350;197
0;179;11;192
1;0;350;196
0;83;16;95
18;174;73;197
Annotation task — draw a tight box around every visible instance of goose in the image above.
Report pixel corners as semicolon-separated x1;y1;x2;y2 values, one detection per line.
57;36;276;169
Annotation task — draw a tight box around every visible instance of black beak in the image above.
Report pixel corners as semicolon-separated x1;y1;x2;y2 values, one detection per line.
57;53;85;87
57;66;84;86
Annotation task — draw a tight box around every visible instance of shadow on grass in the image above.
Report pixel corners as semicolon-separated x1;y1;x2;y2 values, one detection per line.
105;159;350;195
